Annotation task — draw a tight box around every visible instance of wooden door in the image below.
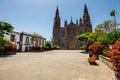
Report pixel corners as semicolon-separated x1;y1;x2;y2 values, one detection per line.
69;44;75;50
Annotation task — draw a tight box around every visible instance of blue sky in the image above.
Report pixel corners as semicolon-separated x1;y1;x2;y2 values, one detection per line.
0;0;120;41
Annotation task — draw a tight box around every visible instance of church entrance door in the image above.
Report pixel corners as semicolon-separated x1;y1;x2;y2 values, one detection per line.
69;43;75;50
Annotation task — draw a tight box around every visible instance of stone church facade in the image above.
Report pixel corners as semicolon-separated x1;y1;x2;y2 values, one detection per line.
53;4;92;50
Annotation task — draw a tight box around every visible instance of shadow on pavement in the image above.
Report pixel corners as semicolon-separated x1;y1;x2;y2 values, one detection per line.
80;50;88;54
89;62;99;66
0;55;13;58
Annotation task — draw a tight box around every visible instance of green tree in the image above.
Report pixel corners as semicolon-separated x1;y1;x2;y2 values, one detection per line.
76;32;101;46
45;41;51;48
88;32;101;44
107;29;120;44
76;32;92;48
76;32;91;41
31;32;43;41
97;33;109;45
0;21;14;52
0;21;14;39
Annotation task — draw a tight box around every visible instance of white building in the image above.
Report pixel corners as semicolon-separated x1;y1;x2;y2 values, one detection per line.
4;31;31;52
4;31;20;50
4;31;46;52
30;37;46;49
19;32;31;52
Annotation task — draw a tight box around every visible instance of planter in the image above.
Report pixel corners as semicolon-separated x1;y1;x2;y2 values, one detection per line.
99;55;120;80
99;55;113;68
114;71;120;80
88;51;99;60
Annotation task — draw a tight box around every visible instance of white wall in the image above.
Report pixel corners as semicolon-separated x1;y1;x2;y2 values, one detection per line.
22;35;31;52
31;39;42;47
11;32;20;49
4;34;10;41
4;32;20;50
3;31;45;52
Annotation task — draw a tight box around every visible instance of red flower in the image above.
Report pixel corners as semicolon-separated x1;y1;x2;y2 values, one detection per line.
32;46;41;50
108;41;120;70
88;43;107;54
4;45;16;52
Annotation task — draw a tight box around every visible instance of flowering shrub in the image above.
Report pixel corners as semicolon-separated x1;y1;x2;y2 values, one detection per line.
44;46;49;49
0;39;9;52
108;40;120;71
0;47;4;52
81;45;87;50
9;41;14;46
31;46;41;50
4;45;16;52
3;41;17;52
45;42;51;48
102;48;110;57
53;45;60;49
88;43;108;54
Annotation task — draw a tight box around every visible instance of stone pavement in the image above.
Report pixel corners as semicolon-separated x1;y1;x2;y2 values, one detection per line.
0;50;115;80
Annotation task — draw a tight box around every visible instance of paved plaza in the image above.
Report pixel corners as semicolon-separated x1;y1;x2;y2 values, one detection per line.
0;50;115;80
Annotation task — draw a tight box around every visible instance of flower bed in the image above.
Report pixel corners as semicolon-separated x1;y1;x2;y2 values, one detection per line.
30;46;41;52
4;45;16;52
88;42;108;59
31;46;41;50
88;43;108;54
42;46;49;51
108;40;120;71
0;45;17;55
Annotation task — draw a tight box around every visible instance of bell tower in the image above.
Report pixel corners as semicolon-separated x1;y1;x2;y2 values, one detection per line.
53;6;61;46
83;4;92;32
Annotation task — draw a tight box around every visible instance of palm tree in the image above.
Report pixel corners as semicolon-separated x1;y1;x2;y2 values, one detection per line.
110;10;117;31
94;20;117;33
31;32;43;41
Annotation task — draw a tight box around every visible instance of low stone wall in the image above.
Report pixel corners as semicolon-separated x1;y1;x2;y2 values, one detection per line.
99;55;113;68
99;55;120;80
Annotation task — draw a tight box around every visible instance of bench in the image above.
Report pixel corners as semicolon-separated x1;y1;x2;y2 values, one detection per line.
88;55;97;65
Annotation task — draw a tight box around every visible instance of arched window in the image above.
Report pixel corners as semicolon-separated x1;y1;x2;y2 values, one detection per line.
31;41;34;45
25;37;29;45
35;39;38;46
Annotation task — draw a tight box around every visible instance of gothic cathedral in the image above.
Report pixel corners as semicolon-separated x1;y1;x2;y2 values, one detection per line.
53;4;92;50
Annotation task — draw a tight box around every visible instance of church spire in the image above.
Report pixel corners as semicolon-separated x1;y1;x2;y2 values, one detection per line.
76;19;78;26
54;5;60;28
53;5;61;46
82;4;92;32
83;4;90;24
64;20;67;26
79;18;83;25
55;5;59;17
84;4;88;15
